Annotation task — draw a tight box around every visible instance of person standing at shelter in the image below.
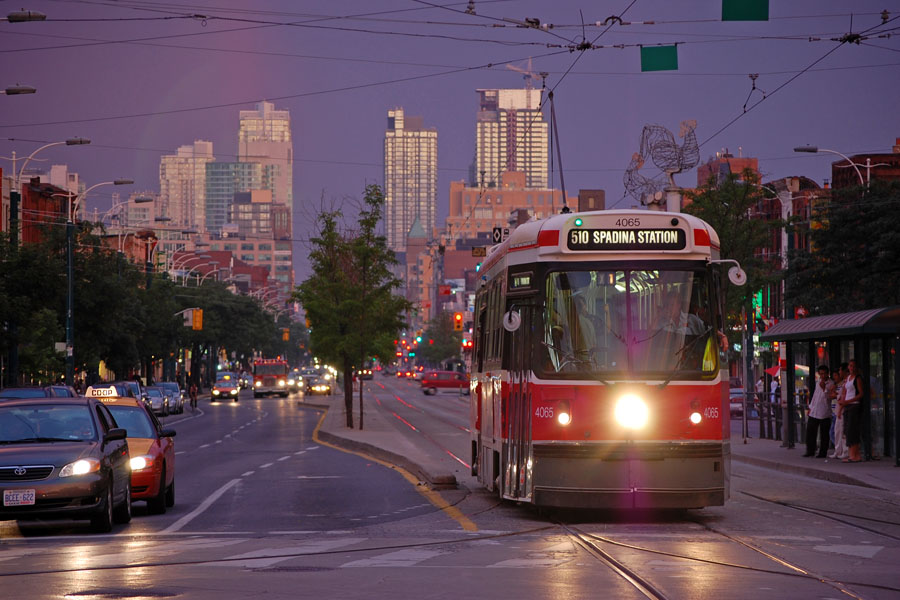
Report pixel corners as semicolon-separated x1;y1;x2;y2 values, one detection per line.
840;359;864;463
804;365;833;457
830;363;849;459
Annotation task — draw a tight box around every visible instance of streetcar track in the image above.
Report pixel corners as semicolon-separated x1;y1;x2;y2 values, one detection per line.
560;523;669;600
738;490;900;540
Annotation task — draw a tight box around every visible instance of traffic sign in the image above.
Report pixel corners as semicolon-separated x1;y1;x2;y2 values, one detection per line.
492;227;502;244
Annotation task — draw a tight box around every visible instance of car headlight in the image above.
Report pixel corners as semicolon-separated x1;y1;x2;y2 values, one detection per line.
213;389;220;396
59;458;101;477
130;455;153;471
255;381;261;387
288;379;295;385
614;394;649;430
230;388;238;395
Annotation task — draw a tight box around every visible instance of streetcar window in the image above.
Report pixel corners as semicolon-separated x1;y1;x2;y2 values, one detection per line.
539;269;718;379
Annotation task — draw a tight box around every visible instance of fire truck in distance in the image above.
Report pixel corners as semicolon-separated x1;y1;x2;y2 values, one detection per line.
252;358;289;398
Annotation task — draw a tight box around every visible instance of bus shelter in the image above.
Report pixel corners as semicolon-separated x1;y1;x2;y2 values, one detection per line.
760;307;900;466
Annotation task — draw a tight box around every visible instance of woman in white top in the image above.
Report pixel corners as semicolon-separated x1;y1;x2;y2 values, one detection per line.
839;359;863;462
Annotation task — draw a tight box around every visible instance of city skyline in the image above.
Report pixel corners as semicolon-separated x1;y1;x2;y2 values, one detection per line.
1;0;898;281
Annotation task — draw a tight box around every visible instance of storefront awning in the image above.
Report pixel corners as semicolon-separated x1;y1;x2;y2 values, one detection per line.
760;306;900;342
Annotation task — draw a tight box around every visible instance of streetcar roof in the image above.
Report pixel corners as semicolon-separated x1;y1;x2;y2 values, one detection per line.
481;209;719;275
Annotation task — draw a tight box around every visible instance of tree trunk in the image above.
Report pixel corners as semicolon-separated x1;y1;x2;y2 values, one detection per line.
358;366;365;430
343;355;354;428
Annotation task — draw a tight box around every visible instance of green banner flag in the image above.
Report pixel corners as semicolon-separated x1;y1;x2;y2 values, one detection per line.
722;0;768;21
640;45;678;72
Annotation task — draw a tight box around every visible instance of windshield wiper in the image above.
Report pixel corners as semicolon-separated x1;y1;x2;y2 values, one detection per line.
541;341;609;385
658;326;713;389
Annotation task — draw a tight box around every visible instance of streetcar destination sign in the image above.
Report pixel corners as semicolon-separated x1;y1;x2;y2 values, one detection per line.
567;228;686;251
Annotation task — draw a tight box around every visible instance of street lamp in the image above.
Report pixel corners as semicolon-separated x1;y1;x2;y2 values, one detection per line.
0;137;90;386
60;179;133;385
793;146;865;187
199;267;227;284
168;253;211;278
1;85;36;95
5;10;47;22
183;261;219;286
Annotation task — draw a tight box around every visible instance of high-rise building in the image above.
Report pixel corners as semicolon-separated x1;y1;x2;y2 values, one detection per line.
205;162;262;234
474;89;548;190
238;101;292;229
384;107;438;253
159;140;214;231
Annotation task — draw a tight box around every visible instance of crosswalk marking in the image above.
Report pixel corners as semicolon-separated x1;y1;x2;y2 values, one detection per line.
341;548;447;568
813;544;883;558
214;538;365;568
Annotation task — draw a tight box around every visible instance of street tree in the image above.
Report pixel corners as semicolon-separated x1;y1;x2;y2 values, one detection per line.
295;186;409;429
683;171;778;354
418;312;463;367
786;180;900;314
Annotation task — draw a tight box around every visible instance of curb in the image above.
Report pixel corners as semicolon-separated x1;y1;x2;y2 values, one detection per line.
297;398;458;489
732;454;885;491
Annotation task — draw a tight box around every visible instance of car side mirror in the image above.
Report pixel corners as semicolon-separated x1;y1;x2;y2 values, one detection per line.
104;428;127;443
160;429;177;438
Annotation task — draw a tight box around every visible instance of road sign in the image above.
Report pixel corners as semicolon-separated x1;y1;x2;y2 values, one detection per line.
471;246;486;257
492;227;502;244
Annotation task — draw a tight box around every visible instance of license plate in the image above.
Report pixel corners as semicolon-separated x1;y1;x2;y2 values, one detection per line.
3;489;36;506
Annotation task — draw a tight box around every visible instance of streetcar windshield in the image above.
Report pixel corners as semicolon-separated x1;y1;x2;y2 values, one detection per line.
540;268;719;379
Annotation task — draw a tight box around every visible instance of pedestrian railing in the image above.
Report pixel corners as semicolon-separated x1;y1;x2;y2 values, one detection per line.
735;390;810;445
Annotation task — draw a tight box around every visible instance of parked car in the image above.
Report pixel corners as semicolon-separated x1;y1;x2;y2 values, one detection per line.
729;387;745;416
420;371;470;395
0;385;78;399
144;387;168;416
100;395;176;514
0;397;132;532
157;382;184;414
212;372;240;401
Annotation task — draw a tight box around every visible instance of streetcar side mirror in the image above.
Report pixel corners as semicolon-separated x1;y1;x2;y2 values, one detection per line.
503;310;521;332
727;266;747;286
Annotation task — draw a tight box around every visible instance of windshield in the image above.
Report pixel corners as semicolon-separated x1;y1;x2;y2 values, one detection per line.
540;268;719;379
254;364;287;376
0;405;97;442
0;388;48;398
106;406;156;439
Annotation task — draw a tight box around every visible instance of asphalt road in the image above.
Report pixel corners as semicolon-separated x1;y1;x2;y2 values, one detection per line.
0;383;898;600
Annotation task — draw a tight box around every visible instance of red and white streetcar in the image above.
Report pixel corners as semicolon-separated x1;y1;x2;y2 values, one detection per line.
469;209;745;509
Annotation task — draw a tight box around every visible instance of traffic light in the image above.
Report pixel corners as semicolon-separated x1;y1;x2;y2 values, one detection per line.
282;328;289;341
453;312;463;331
416;335;422;343
192;308;203;331
408;351;416;357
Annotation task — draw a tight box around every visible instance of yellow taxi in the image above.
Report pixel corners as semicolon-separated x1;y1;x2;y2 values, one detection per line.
87;386;176;514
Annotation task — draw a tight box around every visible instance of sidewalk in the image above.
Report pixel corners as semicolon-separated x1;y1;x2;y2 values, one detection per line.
730;423;900;494
301;391;899;496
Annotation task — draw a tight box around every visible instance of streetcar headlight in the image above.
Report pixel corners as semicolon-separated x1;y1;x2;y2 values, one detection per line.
690;412;702;425
557;401;571;426
614;394;649;430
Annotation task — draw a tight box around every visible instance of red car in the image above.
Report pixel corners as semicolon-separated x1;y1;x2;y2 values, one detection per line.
100;395;176;514
420;371;470;395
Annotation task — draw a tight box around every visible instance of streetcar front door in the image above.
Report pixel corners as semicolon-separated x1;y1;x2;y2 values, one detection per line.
503;304;535;501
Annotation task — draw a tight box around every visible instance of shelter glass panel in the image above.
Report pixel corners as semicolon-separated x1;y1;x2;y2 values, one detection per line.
869;339;885;458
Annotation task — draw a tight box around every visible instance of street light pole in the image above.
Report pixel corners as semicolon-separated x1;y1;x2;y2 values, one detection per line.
61;179;132;385
793;146;865;187
0;137;90;386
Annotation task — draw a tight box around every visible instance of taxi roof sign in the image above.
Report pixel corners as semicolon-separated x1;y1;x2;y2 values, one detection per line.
85;385;123;398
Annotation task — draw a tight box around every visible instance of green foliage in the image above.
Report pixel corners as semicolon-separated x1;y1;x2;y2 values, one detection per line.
418;312;463;365
787;180;900;314
684;172;778;350
294;184;411;426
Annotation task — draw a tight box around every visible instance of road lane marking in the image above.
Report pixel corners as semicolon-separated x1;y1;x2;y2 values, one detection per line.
162;478;241;533
342;548;447;568
295;475;342;479
311;410;477;532
175;451;186;455
241;471;255;477
277;456;291;461
214;440;222;444
260;463;273;469
294;450;306;455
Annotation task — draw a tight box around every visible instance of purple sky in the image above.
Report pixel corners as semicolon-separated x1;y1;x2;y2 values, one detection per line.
2;1;898;280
